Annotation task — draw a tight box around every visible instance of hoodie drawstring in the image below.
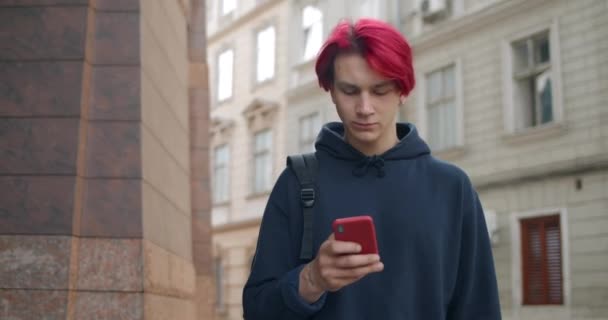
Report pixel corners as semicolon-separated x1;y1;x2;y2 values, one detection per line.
352;155;386;178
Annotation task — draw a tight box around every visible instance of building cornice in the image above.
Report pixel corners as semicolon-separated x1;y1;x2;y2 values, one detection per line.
210;116;235;137
411;0;554;52
208;0;284;44
242;98;280;119
474;154;608;191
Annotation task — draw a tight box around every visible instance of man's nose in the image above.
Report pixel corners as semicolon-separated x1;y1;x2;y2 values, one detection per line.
357;92;375;115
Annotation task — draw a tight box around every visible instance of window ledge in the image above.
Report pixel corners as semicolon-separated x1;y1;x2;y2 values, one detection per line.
252;76;276;91
214;96;234;109
247;191;271;200
518;304;568;312
433;145;467;161
502;122;567;145
212;201;231;208
520;305;566;308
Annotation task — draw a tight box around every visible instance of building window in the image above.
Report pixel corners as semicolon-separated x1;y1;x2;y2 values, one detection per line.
214;257;225;310
252;129;273;194
217;48;234;102
299;112;321;153
256;25;276;83
520;214;563;305
243;99;278;195
425;64;457;151
221;0;236;16
510;31;554;131
212;144;230;204
302;5;323;61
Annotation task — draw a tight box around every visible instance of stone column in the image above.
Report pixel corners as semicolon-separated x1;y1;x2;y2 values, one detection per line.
0;1;212;319
189;1;215;318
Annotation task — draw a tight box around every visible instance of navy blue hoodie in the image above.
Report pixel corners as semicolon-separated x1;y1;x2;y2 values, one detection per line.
243;122;501;319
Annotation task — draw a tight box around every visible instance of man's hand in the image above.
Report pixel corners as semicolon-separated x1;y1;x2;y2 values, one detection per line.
299;233;384;303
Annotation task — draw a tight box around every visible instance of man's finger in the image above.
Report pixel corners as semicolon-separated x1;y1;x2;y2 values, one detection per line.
334;254;380;268
325;262;385;279
329;240;362;255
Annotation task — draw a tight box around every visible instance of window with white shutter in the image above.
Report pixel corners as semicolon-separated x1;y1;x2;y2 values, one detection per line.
212;144;230;204
520;214;563;305
252;129;273;194
425;64;457;151
511;31;553;131
298;112;321;153
502;22;565;136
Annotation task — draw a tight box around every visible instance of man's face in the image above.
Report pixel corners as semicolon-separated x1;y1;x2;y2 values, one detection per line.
330;53;403;154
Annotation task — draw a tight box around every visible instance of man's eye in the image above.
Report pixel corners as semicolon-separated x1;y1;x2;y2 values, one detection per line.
342;88;358;95
373;89;390;96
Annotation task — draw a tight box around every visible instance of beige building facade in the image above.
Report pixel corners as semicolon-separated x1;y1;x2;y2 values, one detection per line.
207;0;290;318
208;0;608;319
399;1;608;319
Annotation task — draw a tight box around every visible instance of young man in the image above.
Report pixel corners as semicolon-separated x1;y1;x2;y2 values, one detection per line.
242;18;501;319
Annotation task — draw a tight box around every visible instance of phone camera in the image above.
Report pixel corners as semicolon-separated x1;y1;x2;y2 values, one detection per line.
337;225;344;233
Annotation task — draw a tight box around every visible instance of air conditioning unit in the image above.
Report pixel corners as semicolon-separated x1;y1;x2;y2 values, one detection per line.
420;0;448;22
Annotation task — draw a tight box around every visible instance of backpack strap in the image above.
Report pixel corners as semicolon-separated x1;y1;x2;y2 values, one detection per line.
286;153;318;260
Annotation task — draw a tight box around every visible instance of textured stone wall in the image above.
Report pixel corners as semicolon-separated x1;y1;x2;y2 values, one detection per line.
0;0;213;319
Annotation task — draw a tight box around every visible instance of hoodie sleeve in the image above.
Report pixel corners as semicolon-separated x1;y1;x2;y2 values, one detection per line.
242;170;327;320
447;179;502;320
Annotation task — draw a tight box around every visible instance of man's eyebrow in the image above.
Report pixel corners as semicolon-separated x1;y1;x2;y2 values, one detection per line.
335;80;393;88
335;81;358;88
371;81;394;88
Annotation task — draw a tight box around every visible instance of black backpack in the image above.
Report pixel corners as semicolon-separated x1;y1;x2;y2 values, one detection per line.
286;153;318;261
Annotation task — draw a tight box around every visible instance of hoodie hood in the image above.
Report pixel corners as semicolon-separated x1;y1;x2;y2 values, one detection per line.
315;122;430;177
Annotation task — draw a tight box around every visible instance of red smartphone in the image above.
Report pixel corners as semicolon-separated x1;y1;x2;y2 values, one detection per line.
332;215;379;254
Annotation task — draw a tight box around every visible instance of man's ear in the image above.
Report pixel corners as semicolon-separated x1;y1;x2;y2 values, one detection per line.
399;95;407;106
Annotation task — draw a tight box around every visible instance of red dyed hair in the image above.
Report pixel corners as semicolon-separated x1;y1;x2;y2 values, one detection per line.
315;18;415;96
